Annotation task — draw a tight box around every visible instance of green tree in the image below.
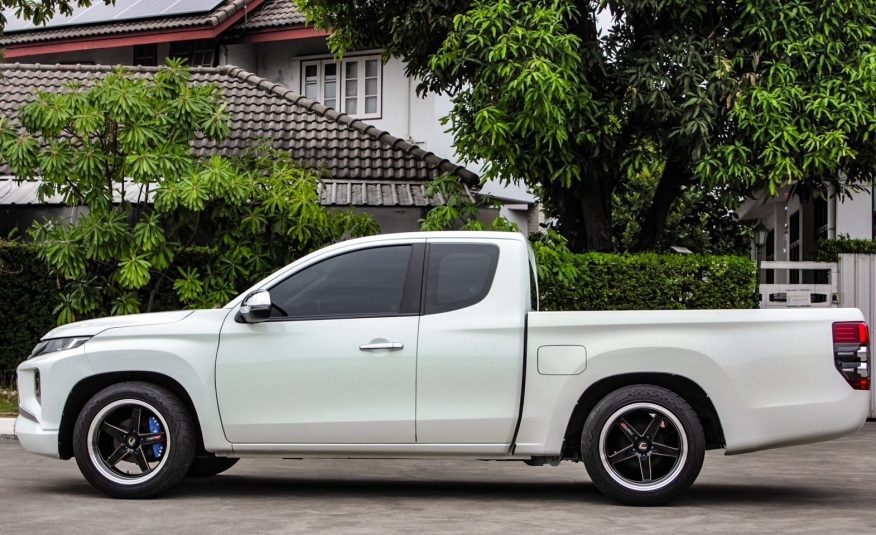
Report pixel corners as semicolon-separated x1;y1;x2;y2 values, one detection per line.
0;62;377;323
298;0;876;252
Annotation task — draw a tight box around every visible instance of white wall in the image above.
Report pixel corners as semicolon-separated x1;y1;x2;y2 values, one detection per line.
835;189;872;239
221;43;257;73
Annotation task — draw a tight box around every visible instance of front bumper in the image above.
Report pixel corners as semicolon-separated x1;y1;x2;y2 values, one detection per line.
14;416;60;458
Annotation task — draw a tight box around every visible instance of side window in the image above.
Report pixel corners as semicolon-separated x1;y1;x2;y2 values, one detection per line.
424;244;500;315
269;246;414;319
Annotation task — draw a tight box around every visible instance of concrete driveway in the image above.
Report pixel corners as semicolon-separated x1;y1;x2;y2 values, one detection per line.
1;424;875;534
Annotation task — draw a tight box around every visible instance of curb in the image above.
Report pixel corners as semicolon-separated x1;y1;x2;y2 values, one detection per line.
0;417;16;438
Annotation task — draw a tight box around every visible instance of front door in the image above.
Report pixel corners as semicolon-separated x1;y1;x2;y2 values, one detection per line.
216;243;423;444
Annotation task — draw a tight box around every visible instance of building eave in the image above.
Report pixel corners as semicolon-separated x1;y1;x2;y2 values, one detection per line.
236;26;328;44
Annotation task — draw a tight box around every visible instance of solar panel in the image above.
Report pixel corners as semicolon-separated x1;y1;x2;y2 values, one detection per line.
1;0;224;33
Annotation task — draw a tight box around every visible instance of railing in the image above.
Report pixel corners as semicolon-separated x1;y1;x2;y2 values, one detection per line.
758;261;838;308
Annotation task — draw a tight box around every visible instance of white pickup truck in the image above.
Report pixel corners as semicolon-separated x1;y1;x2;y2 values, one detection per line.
15;232;871;505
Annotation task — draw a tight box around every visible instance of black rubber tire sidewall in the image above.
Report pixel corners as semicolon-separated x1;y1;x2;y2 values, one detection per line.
72;381;196;499
580;384;705;506
187;456;239;478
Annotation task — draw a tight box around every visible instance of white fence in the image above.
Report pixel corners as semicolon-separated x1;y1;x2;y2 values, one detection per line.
758;261;838;309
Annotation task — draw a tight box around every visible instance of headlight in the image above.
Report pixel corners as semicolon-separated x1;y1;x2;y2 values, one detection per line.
29;337;91;359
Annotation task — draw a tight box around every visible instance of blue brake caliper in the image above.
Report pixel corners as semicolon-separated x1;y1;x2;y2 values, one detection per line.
147;416;164;459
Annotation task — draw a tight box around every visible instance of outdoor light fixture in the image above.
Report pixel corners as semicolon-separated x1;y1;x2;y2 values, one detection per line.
753;222;769;249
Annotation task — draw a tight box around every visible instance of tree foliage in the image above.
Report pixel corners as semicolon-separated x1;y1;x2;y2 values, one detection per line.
419;173;519;232
0;62;377;322
298;0;876;252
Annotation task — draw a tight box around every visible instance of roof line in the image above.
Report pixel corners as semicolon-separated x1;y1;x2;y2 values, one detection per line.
217;65;480;187
236;26;325;44
206;0;253;28
0;62;221;74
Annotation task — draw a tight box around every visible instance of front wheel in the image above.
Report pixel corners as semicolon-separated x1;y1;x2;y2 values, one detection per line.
72;382;196;499
580;385;705;506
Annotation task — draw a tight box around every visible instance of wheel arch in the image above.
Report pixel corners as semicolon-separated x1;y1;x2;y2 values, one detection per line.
59;371;204;460
561;373;725;459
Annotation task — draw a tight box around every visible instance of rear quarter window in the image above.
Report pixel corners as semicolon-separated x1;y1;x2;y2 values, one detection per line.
424;243;500;315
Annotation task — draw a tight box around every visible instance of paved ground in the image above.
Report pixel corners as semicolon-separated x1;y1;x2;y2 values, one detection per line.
1;424;875;534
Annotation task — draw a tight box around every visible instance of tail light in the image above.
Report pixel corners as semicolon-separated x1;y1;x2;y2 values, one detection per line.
833;322;870;390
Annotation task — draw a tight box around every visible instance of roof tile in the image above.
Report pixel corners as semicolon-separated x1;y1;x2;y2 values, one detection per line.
238;0;306;31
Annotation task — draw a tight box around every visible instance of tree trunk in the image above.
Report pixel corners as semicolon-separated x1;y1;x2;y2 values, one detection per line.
632;156;693;252
546;176;614;252
578;188;613;252
146;275;163;313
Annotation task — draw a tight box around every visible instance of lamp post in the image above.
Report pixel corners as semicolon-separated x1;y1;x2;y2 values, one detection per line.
753;222;769;308
753;223;769;251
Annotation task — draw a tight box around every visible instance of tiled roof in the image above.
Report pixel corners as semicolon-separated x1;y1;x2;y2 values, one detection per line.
320;180;473;208
0;0;253;46
240;0;306;30
0;63;478;203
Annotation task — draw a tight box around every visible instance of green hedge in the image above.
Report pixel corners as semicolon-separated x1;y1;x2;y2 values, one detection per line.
538;253;757;311
816;238;876;262
0;241;58;378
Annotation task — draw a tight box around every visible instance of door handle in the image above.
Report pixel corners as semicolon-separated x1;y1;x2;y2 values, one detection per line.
359;342;404;351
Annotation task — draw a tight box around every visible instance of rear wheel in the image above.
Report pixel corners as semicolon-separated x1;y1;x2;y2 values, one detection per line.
72;382;196;499
580;385;705;506
187;456;239;478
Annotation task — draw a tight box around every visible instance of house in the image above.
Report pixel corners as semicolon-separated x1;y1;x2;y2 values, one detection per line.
0;62;492;237
737;188;872;284
0;0;539;233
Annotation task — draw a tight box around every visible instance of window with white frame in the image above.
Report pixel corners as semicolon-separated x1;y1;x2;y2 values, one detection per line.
302;56;381;118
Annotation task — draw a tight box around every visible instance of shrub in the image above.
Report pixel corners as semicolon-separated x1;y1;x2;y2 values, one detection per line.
534;231;757;311
816;237;876;262
0;241;57;375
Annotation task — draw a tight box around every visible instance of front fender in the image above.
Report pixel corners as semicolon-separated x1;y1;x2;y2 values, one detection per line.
82;308;233;454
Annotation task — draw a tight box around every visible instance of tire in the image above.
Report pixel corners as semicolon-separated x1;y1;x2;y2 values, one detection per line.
187;456;239;478
72;381;196;499
580;385;705;506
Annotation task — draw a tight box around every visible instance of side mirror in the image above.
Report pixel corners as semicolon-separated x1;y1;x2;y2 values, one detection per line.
237;289;272;324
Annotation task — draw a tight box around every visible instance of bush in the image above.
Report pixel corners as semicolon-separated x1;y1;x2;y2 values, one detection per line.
816;237;876;262
0;241;57;375
533;231;757;311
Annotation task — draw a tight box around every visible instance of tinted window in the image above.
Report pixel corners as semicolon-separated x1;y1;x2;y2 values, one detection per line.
269;246;413;319
424;244;499;315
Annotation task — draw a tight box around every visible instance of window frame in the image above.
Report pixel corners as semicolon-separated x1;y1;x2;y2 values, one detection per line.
263;243;425;322
133;43;158;66
301;55;382;119
168;40;215;67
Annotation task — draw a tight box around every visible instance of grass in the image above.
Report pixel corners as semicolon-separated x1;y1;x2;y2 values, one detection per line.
0;389;16;416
